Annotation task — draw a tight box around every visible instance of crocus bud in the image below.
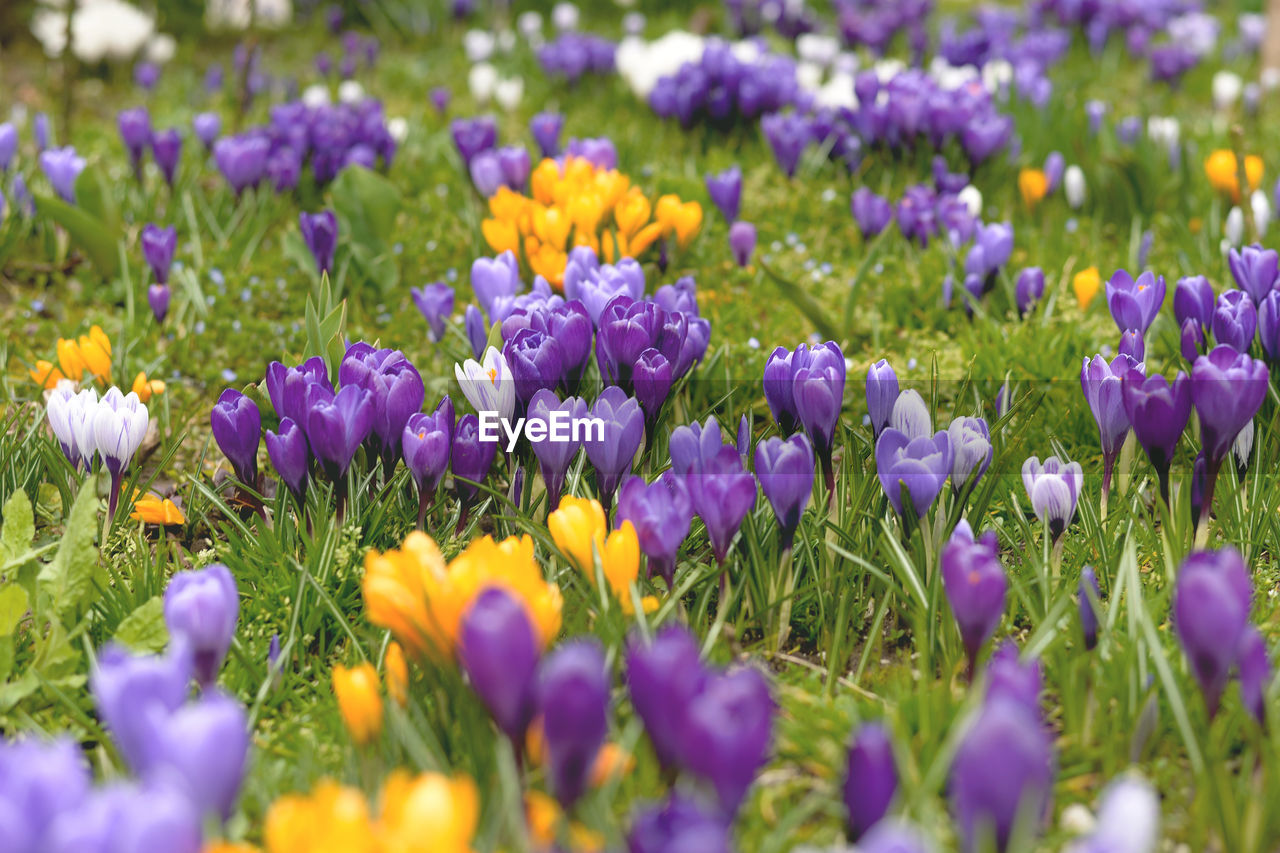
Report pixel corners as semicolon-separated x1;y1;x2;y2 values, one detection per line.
1021;455;1083;540
763;346;801;434
539;640;610;809
793;341;845;489
680;666;775;816
1174;548;1253;717
299;210;338;276
118;107;152;176
1237;627;1271;726
1225;206;1245;246
704;165;742;223
210;389;261;487
889;389;930;439
584;386;644;512
91;643;192;772
1015;267;1045;317
1064;165;1085;209
728;221;756;267
141;223;177;285
333;662;383;745
865;359;899;438
616;472;693;586
458;587;541;744
151;128;182;186
266;417;309;501
1121;368;1190;502
412;282;454;342
851;187;893;238
464;304;489;361
1257;290;1280;360
1118;328;1144;362
148;284;171;324
1174;275;1215;333
843;722;898;840
147;689;249;820
1212;290;1256;352
947;416;992;494
163;564;239;688
530;111;564;158
634;348;674;434
451;413;498;507
1081;353;1138;495
941;520;1005;674
626;625;708;770
192;112;221;150
94;387;149;517
307;385;375;481
1079;566;1101;651
754;434;814;550
526;390;586;511
687;445;758;565
1180;318;1204;362
0;122;17;172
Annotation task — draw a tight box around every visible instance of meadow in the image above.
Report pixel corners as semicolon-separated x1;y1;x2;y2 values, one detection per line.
1;0;1279;851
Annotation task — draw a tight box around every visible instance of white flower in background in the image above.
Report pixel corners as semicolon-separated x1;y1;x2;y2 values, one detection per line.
873;58;906;81
494;77;524;112
834;52;859;76
623;12;645;35
337;80;365;104
981;59;1012;93
1168;12;1220;58
796;62;824;93
1252;189;1271;235
46;381;99;471
517;11;543;39
1146;116;1179;149
463;29;495;63
615;31;706;98
301;84;331;108
496;29;517;53
957;185;983;218
1212;71;1243;110
1060;803;1096;837
455;347;516;423
1262;68;1280;92
796;33;839;67
93;386;149;477
1067;777;1159;853
33;0;157;63
813;73;856;110
552;2;580;32
145;33;176;63
204;0;292;32
468;63;498;104
730;39;761;65
1225;206;1245;246
1064;165;1086;209
387;117;409;145
1239;13;1266;51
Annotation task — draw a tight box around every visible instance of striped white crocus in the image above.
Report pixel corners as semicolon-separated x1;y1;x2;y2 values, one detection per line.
455;346;516;423
93;386;149;518
45;380;99;471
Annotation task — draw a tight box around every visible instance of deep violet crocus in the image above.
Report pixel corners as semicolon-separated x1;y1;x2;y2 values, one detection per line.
299;210;338;276
583;386;644;515
118;107;152;177
458;587;541;746
680;666;775;816
865;359;900;439
1190;345;1268;528
1079;566;1101;651
1227;244;1279;304
266;356;332;436
1258;290;1280;361
843;722;899;841
754;434;814;549
687;445;757;565
340;344;425;471
728;221;756;267
875;429;952;521
705;165;742;222
1081;354;1141;502
529;111;565;158
1121;368;1191;504
402;398;454;527
141;224;177;286
626;624;709;770
411;282;454;341
1212;290;1256;352
1106;269;1165;336
538;640;610;810
1119;328;1145;363
211;389;261;487
526;390;587;511
616;472;693;586
151;128;182;186
852;187;893;238
306;385;374;483
1173;548;1253;717
163;564;239;688
627;796;732;853
1175;275;1215;333
451;413;498;527
266;417;309;502
1015;267;1045;316
941;520;1005;676
761;111;810;178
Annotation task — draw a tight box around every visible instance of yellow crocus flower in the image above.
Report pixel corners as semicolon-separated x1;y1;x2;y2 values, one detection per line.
1073;266;1101;310
1018;168;1049;209
384;641;409;707
379;771;478;853
333;662;384;746
132;371;166;403
130;495;186;526
30;360;66;389
265;781;378;853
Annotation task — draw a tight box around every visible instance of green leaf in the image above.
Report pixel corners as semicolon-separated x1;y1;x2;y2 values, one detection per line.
73;167;121;233
113;596;169;653
0;490;35;567
757;257;840;342
33;193;121;278
329;166;402;250
36;486;99;621
0;586;28;636
348;242;401;297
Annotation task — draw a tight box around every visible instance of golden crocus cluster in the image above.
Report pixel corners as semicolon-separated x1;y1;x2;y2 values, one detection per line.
1204;149;1264;201
481;156;702;288
331;642;410;747
547;496;657;615
130;493;186;526
362;531;562;662
29;325;112;389
251;771;478;853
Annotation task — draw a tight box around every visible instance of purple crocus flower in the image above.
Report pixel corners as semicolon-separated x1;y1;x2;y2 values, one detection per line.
526;390;587;511
793;341;846;490
1121;368;1190;503
141;224;177;286
539;640;610;809
451;413;498;511
430;86;452;115
851;187;894;238
949;697;1054;853
146;688;249;820
134;61;160;91
411;282;454;342
583;386;644;513
875;429;952;520
504;328;565;404
0;122;17;172
33;112;51;151
266;356;332;435
1119;328;1145;363
450;115;497;166
148;285;171;324
39;146;85;204
340;343;425;469
754;433;814;549
213;135;269;197
465;304;488;359
90;642;192;772
1043;152;1065;192
1227;244;1279;303
984;643;1044;718
627;795;731;853
729;221;756;267
705;165;742;222
210;389;261;486
948;416;992;494
1106;269;1165;336
626;625;708;769
687;445;757;565
0;737;92;847
843;722;898;840
1259;290;1280;361
669;416;724;476
192;112;222;151
306;385;374;481
529;111;565;158
1174;548;1253;717
266;417;309;502
459;587;541;744
1021;456;1083;540
1190;345;1268;523
1081;354;1141;498
469;150;504;196
1015;267;1045;316
403;398;454;526
299;210;338;276
163;564;239;688
1079;566;1101;651
150;129;182;186
1237;627;1271;726
1175;275;1215;334
941;520;1005;674
1212;290;1256;352
633;348;674;438
680;666;775;816
118;108;152;177
471;251;521;321
865;359;900;439
616;472;693;586
761;111;810;177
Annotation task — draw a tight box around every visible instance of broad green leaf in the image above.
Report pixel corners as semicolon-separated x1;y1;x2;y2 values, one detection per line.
0;490;35;567
0;670;39;712
33;193;121;278
0;586;28;636
348;243;401;297
757;257;839;342
36;486;99;620
329;165;402;250
73;167;120;233
0;636;12;683
113;596;169;653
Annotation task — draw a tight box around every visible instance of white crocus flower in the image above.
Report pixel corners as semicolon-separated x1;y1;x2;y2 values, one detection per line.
494;77;524;111
1068;777;1160;853
93;386;149;477
496;29;516;53
455;347;516;423
46;380;98;471
463;29;495;63
387;117;409;145
337;80;365;104
1064;165;1086;209
1225;206;1245;246
517;11;543;39
957;185;983;218
145;33;176;63
552;2;579;31
301;84;331;108
468;63;498;104
796;33;839;66
1213;71;1243;110
1251;189;1271;235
